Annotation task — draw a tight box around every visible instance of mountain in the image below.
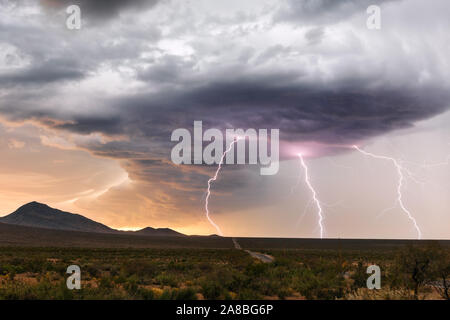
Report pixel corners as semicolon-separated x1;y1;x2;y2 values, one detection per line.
0;201;115;234
0;201;185;237
133;227;184;237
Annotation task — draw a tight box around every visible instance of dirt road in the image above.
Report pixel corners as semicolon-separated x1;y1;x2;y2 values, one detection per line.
232;238;274;263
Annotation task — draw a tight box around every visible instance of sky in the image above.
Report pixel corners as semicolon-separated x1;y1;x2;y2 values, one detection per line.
0;0;449;238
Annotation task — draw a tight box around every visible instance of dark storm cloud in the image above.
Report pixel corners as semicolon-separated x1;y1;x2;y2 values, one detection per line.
0;58;85;87
54;116;124;135
106;77;450;147
78;140;150;160
40;0;160;21
4;68;448;162
137;55;197;84
16;72;445;173
124;158;207;190
275;0;398;25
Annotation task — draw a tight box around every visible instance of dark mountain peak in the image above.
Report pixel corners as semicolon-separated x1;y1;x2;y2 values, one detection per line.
140;227;156;231
19;201;49;210
1;202;114;234
10;201;55;218
134;226;184;237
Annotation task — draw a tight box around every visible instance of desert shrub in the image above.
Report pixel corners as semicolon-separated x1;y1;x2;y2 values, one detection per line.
276;287;291;300
135;287;155;300
429;245;450;300
393;243;441;299
121;260;158;278
244;262;269;277
123;276;140;296
155;273;178;287
84;265;101;278
174;287;197;300
198;262;213;272
99;277;114;289
296;266;346;300
0;282;35;300
159;289;175;300
167;260;189;272
351;261;368;292
236;288;261;300
200;280;224;299
113;274;127;284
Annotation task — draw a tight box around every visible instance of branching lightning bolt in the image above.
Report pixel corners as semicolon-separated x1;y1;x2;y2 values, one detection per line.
353;145;422;239
298;154;324;239
204;138;239;236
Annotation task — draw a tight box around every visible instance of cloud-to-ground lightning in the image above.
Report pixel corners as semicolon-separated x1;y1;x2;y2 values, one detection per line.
353;145;422;239
204;138;239;236
297;154;324;239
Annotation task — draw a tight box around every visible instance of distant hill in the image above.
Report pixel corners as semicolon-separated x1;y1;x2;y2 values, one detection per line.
0;201;185;237
133;227;184;237
0;202;115;234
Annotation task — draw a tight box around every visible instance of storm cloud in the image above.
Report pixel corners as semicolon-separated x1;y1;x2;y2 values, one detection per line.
274;0;398;25
40;0;161;21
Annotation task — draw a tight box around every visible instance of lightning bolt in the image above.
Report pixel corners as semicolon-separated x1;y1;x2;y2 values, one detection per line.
204;138;239;236
298;154;324;239
353;145;422;239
